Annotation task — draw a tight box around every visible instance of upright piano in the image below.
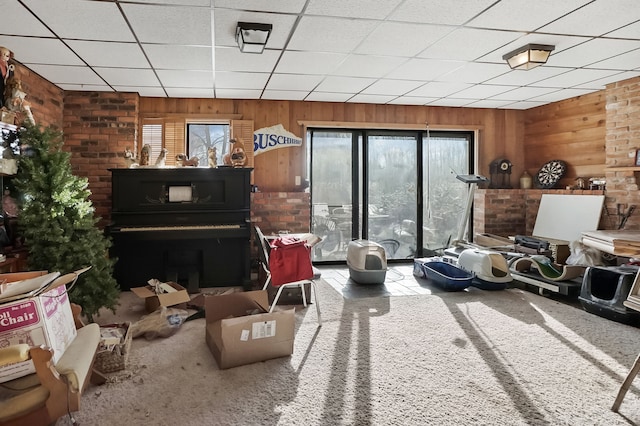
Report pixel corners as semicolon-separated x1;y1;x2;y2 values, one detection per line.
107;167;252;292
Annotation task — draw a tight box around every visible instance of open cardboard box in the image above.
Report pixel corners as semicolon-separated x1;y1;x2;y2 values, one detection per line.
205;290;295;370
131;281;191;313
0;268;89;382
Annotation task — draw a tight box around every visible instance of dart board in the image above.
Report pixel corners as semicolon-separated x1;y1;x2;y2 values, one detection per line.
535;160;566;188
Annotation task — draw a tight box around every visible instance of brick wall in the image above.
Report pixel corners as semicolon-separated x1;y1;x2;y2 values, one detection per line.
474;188;606;238
251;192;311;235
62;91;139;227
604;76;640;230
10;63;63;129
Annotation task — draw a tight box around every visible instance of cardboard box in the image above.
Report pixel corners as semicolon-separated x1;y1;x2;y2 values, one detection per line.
205;290;295;369
0;271;78;383
131;281;191;313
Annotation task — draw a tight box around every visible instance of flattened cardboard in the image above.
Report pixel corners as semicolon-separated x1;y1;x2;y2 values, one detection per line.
205;290;295;369
131;281;191;313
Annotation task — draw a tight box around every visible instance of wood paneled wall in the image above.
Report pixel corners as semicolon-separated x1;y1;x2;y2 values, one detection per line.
523;92;607;188
139;98;525;192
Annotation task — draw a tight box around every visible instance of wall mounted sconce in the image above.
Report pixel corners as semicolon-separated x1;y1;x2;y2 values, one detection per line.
235;22;272;54
502;44;555;70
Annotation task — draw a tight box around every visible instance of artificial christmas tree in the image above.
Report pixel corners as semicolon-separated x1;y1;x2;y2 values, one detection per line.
6;123;119;321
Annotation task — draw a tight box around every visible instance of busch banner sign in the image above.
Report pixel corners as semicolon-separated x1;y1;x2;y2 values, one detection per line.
253;124;302;156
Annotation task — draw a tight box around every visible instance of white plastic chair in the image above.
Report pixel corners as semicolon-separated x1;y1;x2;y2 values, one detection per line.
254;226;322;325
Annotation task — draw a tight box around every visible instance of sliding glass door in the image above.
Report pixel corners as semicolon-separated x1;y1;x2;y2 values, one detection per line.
309;128;473;263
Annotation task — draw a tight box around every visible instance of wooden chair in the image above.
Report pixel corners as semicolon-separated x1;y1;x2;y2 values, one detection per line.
0;304;103;425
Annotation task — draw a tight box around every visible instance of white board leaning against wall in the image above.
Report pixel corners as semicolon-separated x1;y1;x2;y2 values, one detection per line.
532;194;605;243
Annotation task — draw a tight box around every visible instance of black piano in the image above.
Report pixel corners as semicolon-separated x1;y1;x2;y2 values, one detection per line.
107;167;252;292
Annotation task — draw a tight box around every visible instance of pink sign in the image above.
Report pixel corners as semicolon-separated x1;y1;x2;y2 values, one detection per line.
0;301;40;332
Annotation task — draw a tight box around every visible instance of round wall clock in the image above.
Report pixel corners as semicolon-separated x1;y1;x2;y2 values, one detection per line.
535;160;566;188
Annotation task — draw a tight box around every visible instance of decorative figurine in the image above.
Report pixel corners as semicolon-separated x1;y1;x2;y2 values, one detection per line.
223;138;246;168
154;148;167;167
124;147;138;168
139;144;151;166
0;46;14;109
5;77;34;125
208;147;217;168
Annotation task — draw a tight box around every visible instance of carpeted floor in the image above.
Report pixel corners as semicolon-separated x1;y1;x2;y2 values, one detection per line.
58;268;640;426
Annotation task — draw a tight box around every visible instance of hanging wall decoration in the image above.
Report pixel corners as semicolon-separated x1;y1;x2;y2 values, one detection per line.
253;124;302;156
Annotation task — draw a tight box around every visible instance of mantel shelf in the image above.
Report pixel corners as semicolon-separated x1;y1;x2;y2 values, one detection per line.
606;166;640;171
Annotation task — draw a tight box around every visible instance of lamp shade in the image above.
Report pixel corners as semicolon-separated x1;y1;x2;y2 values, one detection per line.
502;44;555;70
236;22;272;54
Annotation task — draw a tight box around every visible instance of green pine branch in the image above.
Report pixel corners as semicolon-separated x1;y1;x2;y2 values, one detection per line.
7;123;119;321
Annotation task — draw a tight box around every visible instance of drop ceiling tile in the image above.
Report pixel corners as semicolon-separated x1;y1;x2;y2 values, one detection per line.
419;28;524;61
587;48;640;70
1;37;83;66
550;38;640;67
540;0;640;37
23;0;135;42
465;99;518;109
122;3;212;45
287;16;378;53
356;22;453;57
427;98;475;107
436;63;510;84
66;41;149;68
266;74;324;91
361;79;424;96
332;55;407;78
215;48;281;72
213;9;297;49
134;0;211;5
274;51;348;74
215;88;262;99
485;66;569;86
605;20;640;38
531;68;621;88
388;96;436;106
304;92;353;102
215;72;270;89
262;90;309;100
157;70;214;87
386;58;464;80
143;45;212;70
305;0;403;19
314;76;376;93
451;84;516;99
407;81;473;98
213;0;307;14
390;0;496;25
573;71;640;89
27;64;106;85
114;86;168;97
57;84;114;92
467;0;591;31
3;2;54;37
528;88;599;103
165;87;215;98
489;86;560;101
94;68;160;86
348;94;396;104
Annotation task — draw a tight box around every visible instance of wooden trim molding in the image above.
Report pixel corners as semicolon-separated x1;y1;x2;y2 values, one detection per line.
140;113;243;120
297;120;483;131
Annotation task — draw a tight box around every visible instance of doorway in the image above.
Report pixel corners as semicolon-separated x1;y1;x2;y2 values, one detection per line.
308;128;474;263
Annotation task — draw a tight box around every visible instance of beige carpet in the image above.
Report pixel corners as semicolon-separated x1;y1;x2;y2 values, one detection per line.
57;278;640;426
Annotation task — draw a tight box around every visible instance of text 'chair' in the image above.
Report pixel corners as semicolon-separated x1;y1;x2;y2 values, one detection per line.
254;226;322;325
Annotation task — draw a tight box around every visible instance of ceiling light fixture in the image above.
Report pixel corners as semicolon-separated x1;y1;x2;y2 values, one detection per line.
235;22;272;54
502;44;555;70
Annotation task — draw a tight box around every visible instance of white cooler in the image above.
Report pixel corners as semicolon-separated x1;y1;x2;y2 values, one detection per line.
347;239;387;284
